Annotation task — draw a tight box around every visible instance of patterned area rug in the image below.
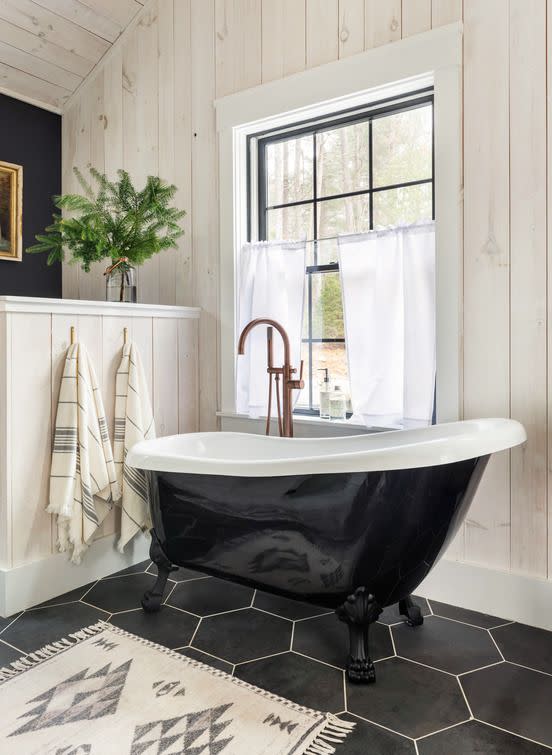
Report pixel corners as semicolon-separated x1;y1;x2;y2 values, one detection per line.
0;622;354;755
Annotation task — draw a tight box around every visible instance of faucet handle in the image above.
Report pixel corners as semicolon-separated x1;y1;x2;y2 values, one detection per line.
288;360;305;390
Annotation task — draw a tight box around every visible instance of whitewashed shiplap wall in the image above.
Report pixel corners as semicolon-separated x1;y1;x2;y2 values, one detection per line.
61;0;552;584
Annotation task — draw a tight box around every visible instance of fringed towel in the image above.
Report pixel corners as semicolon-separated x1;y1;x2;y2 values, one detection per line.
114;341;155;551
48;343;120;564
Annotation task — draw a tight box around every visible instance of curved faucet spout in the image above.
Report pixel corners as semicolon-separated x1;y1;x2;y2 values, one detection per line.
237;318;291;364
237;318;302;438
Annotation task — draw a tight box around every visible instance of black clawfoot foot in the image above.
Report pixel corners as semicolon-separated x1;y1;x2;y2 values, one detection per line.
141;530;176;613
399;595;424;626
337;587;382;684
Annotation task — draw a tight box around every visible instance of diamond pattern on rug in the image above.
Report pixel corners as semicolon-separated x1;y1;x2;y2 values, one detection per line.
130;703;234;755
10;659;132;736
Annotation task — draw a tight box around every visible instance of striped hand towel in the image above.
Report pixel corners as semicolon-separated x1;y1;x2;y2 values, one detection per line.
48;342;121;564
114;341;155;552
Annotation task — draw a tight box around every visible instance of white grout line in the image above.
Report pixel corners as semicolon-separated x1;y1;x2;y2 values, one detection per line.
457;660;504;677
413;741;420;754
395;655;458;678
0;638;26;655
250;589;257;607
80;580;100;600
341;670;348;712
178;645;232;668
473;718;552;751
251;606;293;623
488;621;516;630
188;617;202;647
233;650;290;667
415;718;471;742
291;649;345;673
164;583;177;604
163;603;203;620
106;607;143;617
293;609;335;623
373;654;398;665
347;711;415;741
389;624;398;655
79;601;110;616
486;630;505;661
101;570;150;581
202;606;251;620
505;660;552;679
0;613;23;635
289;621;295;651
456;676;475;719
168;575;211;585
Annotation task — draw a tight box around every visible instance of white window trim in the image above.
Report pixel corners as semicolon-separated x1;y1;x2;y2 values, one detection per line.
216;22;463;429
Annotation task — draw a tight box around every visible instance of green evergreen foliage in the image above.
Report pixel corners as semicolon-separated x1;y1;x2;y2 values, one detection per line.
27;167;185;272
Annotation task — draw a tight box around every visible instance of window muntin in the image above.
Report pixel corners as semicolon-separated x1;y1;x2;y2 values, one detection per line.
253;93;434;414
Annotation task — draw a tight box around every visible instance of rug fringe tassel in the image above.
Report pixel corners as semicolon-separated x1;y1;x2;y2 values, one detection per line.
303;714;356;754
0;621;106;683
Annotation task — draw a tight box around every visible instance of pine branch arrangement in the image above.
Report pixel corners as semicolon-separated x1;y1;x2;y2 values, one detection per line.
27;167;185;272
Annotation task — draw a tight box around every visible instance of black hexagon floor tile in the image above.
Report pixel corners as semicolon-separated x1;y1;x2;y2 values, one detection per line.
177;646;233;674
104;559;151;578
1;603;107;653
0;639;24;666
429;600;506;629
193;608;291;664
417;719;551;755
462;662;552;747
34;582;97;609
378;597;431;626
347;657;469;739
109;606;198;649
253;590;331;621
146;563;210;584
491;622;552;675
293;612;394;669
85;573;156;613
338;713;415;754
235;651;344;713
393;615;501;675
167;577;254;616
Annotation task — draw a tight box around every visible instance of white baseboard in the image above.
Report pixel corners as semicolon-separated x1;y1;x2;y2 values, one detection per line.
417;557;552;631
0;534;150;618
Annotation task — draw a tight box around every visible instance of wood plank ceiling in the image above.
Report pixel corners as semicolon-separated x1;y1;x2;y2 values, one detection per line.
0;0;145;112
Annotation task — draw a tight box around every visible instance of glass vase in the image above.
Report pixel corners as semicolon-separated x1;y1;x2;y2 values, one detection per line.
105;260;137;303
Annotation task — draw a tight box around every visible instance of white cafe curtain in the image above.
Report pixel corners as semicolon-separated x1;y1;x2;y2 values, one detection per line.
338;222;436;428
236;240;306;417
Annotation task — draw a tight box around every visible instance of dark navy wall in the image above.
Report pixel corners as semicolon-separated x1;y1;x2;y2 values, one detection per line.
0;93;61;297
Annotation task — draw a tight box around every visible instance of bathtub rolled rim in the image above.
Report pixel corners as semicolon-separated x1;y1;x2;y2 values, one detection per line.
126;418;526;477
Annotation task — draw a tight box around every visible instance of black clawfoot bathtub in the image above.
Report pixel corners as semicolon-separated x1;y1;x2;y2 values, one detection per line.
127;418;525;684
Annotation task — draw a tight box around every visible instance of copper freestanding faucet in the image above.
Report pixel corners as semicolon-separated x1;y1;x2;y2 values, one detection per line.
237;318;304;438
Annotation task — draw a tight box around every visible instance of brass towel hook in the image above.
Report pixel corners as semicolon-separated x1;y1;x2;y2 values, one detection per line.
123;327;128;344
70;326;76;345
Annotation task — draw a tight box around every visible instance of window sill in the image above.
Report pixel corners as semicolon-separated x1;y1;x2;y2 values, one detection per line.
216;411;387;436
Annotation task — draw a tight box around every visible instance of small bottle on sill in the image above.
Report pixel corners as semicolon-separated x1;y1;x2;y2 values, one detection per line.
330;385;346;421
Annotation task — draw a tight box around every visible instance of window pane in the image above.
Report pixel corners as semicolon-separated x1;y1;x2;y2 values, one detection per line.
316;122;369;197
372;105;432;187
306;238;339;267
266;136;314;206
267;204;314;241
311;271;344;339
373;183;432;229
317;194;370;238
296;342;349;409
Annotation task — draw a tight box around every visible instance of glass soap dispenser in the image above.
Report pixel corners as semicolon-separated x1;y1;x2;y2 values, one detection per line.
318;368;332;419
330;385;347;421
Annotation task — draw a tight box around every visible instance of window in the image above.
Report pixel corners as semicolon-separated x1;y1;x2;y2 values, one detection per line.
250;91;435;414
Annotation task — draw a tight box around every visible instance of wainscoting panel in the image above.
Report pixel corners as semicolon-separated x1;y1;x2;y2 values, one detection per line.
0;298;199;571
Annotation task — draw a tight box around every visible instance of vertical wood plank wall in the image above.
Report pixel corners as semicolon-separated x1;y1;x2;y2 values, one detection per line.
62;0;552;582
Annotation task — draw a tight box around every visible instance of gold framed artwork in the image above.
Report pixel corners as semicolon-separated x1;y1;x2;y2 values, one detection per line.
0;161;23;262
